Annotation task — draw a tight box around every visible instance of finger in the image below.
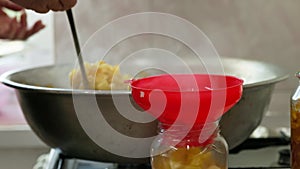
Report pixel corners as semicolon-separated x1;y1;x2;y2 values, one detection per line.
31;6;49;13
24;20;45;39
0;0;23;11
31;20;45;33
49;0;77;11
9;0;49;13
20;10;27;27
47;0;64;11
0;8;7;15
0;28;10;39
62;0;77;9
0;18;12;39
15;12;27;39
14;25;24;40
7;17;19;39
9;0;77;13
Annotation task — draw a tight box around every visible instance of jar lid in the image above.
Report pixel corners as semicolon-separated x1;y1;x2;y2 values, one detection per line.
296;71;300;79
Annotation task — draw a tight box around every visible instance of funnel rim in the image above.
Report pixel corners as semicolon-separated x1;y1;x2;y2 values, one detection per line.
130;73;243;93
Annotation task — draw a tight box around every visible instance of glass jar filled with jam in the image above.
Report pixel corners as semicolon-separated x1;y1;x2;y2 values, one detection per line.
291;71;300;169
151;121;227;169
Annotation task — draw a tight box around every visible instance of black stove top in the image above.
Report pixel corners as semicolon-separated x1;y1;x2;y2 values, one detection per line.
45;137;291;169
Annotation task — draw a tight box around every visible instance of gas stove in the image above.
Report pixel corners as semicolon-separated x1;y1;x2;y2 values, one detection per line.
38;136;290;169
35;114;292;169
228;138;290;168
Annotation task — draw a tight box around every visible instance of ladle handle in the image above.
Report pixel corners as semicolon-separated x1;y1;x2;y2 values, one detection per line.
66;9;90;89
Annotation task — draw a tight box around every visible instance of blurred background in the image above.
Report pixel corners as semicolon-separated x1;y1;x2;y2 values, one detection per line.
55;0;299;115
0;0;299;168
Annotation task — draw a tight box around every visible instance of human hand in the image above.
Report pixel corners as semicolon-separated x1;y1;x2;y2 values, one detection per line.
10;0;77;13
0;0;45;40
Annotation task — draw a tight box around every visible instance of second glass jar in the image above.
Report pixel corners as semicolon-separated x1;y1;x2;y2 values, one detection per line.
291;71;300;169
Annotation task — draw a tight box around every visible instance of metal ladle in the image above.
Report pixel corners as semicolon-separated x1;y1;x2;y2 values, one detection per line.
66;9;89;89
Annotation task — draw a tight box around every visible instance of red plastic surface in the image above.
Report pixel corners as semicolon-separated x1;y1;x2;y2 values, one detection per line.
131;74;243;125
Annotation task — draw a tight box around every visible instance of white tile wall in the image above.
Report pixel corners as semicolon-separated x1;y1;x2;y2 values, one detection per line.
54;0;299;119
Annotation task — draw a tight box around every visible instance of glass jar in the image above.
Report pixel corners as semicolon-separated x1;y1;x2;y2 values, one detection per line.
291;71;300;169
150;121;228;169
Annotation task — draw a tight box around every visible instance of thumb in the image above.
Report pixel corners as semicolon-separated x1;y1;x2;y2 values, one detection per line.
0;8;7;15
0;0;23;11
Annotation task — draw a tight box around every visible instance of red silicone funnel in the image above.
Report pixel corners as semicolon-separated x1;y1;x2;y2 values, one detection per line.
130;74;243;125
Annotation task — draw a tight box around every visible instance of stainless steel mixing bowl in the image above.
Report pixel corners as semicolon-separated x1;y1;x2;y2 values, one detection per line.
0;58;288;163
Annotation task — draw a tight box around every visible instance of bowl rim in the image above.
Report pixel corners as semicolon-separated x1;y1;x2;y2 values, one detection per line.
130;73;244;92
0;68;130;95
0;58;289;94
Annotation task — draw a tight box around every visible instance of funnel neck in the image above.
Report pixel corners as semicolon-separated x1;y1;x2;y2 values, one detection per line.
158;121;219;147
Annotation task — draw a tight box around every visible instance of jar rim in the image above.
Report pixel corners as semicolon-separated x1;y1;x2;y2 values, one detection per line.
157;123;220;148
158;121;219;130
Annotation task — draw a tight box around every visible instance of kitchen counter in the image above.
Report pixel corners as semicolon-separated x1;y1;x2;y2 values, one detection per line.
0;125;46;148
0;125;49;169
